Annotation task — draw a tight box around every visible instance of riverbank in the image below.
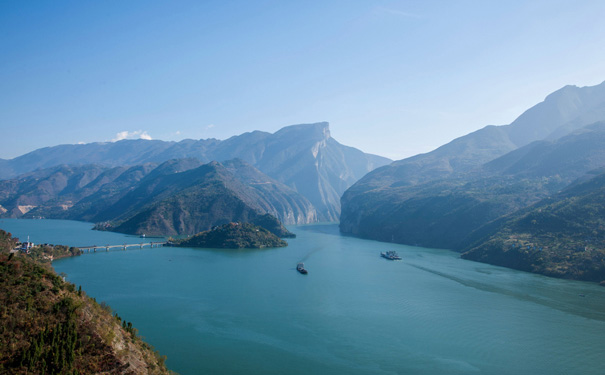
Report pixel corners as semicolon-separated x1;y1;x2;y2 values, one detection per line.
0;229;175;374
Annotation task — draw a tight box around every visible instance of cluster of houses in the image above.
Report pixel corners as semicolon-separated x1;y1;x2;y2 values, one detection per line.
13;236;35;253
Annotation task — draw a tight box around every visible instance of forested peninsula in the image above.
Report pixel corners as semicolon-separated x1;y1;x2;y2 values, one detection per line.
172;222;288;249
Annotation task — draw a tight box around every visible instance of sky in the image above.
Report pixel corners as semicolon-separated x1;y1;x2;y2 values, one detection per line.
2;0;605;161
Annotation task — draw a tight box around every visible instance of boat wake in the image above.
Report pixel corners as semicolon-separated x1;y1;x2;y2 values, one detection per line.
299;246;322;262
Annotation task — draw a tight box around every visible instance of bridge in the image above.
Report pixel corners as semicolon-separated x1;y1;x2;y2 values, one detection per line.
77;242;166;253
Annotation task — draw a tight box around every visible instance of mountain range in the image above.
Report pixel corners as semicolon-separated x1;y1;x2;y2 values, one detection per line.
340;80;605;282
0;122;391;221
0;158;313;236
4;81;605;282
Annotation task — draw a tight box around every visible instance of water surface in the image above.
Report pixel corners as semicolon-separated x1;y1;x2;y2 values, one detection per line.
2;219;604;375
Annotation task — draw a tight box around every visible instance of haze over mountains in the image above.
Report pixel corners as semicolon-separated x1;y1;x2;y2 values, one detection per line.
346;82;605;190
3;80;605;282
0;158;314;236
340;80;605;282
0;122;391;222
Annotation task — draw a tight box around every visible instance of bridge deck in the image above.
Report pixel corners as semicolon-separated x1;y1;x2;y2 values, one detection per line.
77;242;166;252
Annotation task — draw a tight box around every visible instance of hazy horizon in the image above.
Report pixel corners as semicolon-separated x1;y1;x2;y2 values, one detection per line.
3;1;605;160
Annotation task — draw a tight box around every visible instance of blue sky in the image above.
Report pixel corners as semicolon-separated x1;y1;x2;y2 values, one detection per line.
2;0;605;160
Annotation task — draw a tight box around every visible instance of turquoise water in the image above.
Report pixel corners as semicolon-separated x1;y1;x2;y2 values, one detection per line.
2;219;604;375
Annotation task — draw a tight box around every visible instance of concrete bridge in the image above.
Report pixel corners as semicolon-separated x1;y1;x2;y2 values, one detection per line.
78;242;166;253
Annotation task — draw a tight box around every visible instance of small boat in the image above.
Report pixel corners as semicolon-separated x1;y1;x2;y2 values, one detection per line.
296;263;308;274
140;234;146;238
380;250;402;260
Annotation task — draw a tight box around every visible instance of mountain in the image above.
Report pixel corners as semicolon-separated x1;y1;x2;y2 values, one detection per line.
346;81;605;191
482;121;605;178
0;159;311;236
341;122;605;250
341;81;605;261
0;122;391;221
505;82;605;146
461;170;605;284
96;160;304;236
0;163;156;219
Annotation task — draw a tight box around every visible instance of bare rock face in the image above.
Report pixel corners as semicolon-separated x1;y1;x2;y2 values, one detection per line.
0;159;317;236
0;122;391;223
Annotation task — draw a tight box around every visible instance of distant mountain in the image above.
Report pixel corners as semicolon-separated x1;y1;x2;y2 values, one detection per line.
505;82;605;146
0;163;157;219
0;159;316;236
482;121;605;178
341;81;605;268
347;81;605;191
341;122;605;251
0;122;391;221
96;160;310;236
462;170;605;284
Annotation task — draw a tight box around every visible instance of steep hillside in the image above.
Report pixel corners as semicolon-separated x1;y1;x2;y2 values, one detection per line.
483;121;605;178
91;160;311;235
342;81;605;194
0;159;316;234
341;81;605;245
0;231;173;374
249;123;390;220
221;159;317;225
462;171;605;284
0;164;112;217
506;82;605;146
341;121;605;252
0;122;391;221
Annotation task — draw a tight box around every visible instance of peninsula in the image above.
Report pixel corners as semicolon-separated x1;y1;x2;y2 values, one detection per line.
172;222;288;249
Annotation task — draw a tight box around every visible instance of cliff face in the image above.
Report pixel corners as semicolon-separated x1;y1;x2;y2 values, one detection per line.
0;159;317;235
0;122;391;222
93;160;315;236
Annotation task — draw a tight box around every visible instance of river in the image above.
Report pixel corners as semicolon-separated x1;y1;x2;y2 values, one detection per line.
1;219;604;375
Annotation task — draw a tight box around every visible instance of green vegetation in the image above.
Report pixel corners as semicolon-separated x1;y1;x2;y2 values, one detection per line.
173;222;288;249
249;214;296;238
463;173;605;284
0;229;174;374
25;244;83;263
341;175;562;250
19;297;79;374
0;157;320;235
341;121;605;283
